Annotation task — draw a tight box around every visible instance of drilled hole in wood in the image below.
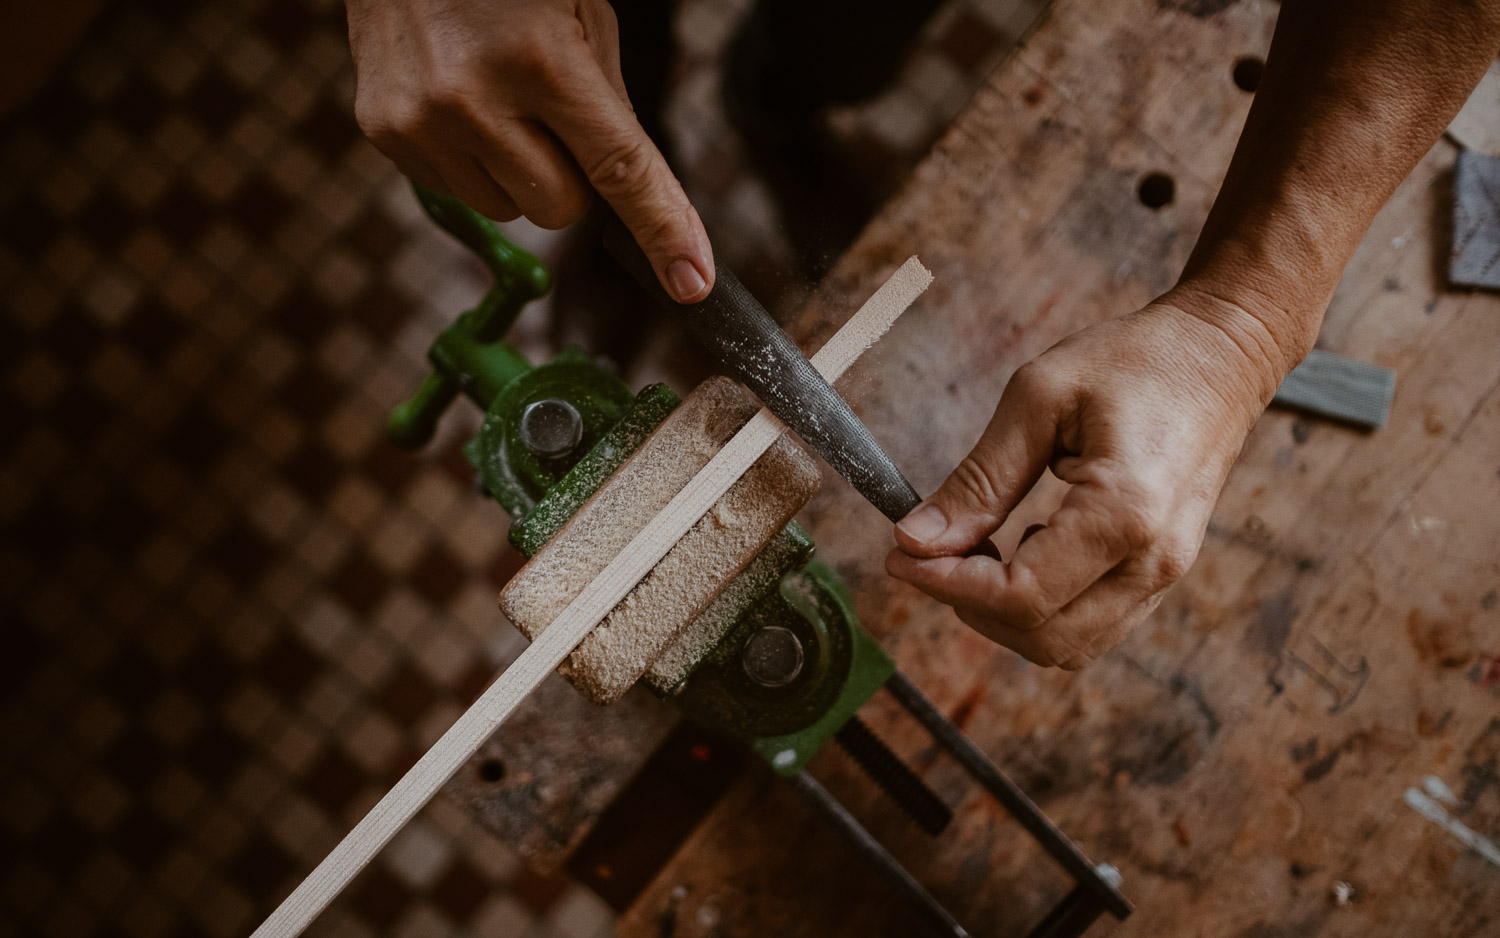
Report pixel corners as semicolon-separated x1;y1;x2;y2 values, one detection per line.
1233;56;1263;92
479;758;505;782
1137;172;1175;209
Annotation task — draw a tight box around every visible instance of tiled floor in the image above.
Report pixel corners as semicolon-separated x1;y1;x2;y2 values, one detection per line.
0;0;1034;936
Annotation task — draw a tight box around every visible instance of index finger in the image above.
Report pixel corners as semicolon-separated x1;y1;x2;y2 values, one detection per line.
887;483;1135;631
541;49;714;303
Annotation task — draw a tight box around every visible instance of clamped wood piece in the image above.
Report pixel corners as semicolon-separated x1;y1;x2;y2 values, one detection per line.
500;376;821;704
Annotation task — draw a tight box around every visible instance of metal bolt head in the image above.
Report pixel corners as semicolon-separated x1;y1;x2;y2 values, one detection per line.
519;398;583;459
742;626;804;688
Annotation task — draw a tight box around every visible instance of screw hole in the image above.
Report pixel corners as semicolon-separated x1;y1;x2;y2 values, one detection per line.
1137;172;1175;209
1232;56;1263;93
479;758;505;782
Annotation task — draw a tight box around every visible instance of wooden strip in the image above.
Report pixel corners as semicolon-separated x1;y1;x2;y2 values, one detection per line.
250;256;932;938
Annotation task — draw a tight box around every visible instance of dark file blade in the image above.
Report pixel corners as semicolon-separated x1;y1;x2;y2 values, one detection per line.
604;216;922;522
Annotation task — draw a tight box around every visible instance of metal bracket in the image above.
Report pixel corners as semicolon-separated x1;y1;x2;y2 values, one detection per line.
790;670;1132;938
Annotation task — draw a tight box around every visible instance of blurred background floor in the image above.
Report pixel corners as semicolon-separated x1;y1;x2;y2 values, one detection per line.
0;0;1034;935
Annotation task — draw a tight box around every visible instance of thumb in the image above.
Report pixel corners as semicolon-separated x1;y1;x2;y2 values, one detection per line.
547;53;714;303
895;365;1059;557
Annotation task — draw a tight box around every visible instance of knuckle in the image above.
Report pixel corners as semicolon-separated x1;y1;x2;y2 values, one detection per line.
370;92;436;143
1113;501;1159;554
995;581;1050;631
946;455;1002;510
354;96;406;146
1109;483;1174;555
499;25;567;84
588;138;658;199
1008;359;1061;403
423;70;479;123
352;94;381;135
1151;536;1198;585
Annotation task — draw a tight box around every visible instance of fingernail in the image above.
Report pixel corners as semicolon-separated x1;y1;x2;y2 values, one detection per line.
897;504;947;543
666;258;707;302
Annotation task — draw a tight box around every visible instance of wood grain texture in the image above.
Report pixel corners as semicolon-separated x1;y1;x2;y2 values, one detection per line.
444;676;677;873
249;256;932;938
621;1;1500;936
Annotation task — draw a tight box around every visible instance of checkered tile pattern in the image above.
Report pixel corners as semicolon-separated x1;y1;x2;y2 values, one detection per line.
0;0;1026;935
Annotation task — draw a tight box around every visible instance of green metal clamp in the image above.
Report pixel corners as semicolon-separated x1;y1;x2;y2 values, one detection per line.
387;185;552;450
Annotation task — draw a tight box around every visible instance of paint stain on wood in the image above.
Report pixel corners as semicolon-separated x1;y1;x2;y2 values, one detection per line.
1289;736;1318;762
1302;736;1360;784
1205;521;1321;574
1174;817;1192;847
1251;590;1296;657
1102;673;1221;788
1457;719;1500;813
1406;608;1475;669
1417;710;1455;738
949;683;987;732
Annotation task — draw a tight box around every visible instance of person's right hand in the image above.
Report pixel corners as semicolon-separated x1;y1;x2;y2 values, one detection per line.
346;0;715;303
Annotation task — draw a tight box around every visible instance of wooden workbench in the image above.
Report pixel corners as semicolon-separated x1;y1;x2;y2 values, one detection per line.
454;0;1500;934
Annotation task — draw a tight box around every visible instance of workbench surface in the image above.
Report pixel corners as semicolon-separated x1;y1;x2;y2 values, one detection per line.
466;0;1500;934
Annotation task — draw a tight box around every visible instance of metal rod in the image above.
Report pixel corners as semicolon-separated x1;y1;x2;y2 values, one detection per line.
835;716;953;836
884;671;1132;921
789;771;971;938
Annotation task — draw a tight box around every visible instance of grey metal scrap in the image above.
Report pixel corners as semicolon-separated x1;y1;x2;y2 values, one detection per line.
1273;349;1396;429
1450;149;1500;290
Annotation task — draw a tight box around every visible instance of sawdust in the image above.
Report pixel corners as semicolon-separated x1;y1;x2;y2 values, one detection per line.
499;377;820;704
643;526;809;694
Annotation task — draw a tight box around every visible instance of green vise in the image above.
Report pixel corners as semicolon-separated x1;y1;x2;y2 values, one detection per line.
389;186;892;776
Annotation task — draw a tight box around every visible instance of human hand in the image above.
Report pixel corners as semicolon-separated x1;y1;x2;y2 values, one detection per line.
885;293;1282;669
346;0;714;302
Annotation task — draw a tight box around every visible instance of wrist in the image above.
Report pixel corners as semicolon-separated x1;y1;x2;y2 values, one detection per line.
1155;276;1312;411
1171;226;1331;374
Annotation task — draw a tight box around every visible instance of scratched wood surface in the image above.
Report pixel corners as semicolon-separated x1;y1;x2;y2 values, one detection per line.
445;676;676;872
618;0;1500;935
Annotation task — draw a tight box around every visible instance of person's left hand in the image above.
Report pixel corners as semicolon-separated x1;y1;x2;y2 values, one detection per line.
885;291;1280;669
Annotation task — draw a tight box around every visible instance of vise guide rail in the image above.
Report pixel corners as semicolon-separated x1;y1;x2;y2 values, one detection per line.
249;258;934;938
